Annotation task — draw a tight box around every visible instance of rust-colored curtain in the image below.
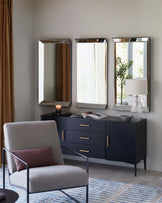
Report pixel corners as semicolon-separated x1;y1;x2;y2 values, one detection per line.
0;0;14;165
56;43;70;101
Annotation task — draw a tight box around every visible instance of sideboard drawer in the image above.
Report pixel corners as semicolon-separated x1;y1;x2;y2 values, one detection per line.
66;117;105;133
66;143;105;159
66;130;105;147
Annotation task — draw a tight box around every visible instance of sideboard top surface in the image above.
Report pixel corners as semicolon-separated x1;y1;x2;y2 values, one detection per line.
41;112;146;124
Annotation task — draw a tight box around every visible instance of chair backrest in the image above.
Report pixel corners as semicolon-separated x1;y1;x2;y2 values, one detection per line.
3;121;64;174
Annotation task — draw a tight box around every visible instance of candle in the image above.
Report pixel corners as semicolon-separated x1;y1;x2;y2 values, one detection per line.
55;104;62;113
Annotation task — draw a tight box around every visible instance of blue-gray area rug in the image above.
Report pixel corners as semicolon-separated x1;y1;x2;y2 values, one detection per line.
1;168;162;202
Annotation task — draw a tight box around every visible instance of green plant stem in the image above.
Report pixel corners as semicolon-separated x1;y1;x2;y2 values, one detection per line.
121;85;123;105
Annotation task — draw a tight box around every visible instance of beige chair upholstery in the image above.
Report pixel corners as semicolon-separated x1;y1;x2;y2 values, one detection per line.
3;121;88;202
4;121;64;174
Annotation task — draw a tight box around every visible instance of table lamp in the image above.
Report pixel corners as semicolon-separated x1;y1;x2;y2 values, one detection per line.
125;79;148;114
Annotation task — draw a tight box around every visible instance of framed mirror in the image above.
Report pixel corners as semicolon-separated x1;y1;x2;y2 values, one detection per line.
38;39;71;106
76;38;108;109
113;37;151;112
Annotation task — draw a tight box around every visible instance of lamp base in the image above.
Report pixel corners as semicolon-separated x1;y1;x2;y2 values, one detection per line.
130;95;143;121
131;112;142;121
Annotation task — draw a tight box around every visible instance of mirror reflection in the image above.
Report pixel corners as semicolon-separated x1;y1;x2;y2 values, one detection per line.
76;38;107;109
113;37;151;111
38;39;71;106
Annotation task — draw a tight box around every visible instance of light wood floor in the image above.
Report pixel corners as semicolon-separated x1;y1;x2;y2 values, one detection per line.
64;159;162;188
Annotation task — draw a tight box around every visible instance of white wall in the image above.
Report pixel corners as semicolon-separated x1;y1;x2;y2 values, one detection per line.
14;0;162;171
13;0;35;121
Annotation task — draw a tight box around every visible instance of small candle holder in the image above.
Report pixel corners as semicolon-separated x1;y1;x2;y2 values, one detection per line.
55;104;62;114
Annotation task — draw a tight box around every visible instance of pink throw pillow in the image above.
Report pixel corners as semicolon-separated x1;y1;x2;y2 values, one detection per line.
12;146;57;171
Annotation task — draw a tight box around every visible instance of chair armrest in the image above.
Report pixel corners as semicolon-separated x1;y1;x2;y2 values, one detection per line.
3;148;29;168
61;145;89;174
2;148;30;193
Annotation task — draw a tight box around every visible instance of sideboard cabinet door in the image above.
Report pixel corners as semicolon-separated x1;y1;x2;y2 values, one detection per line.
106;121;136;163
106;120;146;166
41;114;67;147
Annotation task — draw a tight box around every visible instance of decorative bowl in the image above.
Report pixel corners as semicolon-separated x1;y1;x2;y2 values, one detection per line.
120;115;132;122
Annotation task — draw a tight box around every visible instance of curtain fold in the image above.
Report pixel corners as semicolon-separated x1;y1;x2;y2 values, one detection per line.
56;43;70;102
0;0;14;165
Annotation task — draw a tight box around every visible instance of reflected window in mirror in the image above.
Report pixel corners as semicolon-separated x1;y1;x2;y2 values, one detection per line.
113;37;151;112
76;38;108;109
38;39;71;106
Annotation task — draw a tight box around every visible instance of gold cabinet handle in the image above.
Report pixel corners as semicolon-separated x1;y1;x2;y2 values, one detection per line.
80;124;90;127
79;149;90;153
62;130;64;141
80;137;90;140
107;135;109;147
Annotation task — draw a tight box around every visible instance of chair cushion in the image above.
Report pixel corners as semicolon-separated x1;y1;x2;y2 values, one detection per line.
12;147;57;171
10;165;88;193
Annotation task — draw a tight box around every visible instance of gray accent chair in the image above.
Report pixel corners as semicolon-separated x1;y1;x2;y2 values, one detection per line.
3;121;89;203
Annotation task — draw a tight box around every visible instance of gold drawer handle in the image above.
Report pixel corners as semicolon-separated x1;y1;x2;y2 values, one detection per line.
80;137;90;140
79;149;90;153
107;135;109;147
80;124;90;127
62;130;64;141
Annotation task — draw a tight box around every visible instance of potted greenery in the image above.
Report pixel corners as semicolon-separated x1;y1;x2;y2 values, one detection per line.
115;57;133;105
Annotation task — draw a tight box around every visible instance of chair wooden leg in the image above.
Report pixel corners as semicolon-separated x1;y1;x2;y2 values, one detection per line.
86;185;88;203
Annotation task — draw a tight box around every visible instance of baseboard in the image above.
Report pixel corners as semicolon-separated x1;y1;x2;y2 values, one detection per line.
63;154;145;169
146;159;162;172
63;155;162;172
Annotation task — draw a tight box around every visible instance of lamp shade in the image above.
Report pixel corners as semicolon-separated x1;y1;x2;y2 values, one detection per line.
125;79;147;95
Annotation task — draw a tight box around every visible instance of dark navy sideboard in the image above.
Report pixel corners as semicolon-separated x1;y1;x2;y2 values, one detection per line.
41;113;147;176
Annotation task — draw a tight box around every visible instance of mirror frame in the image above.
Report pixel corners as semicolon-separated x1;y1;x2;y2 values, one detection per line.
75;38;108;109
38;39;72;106
113;37;151;112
